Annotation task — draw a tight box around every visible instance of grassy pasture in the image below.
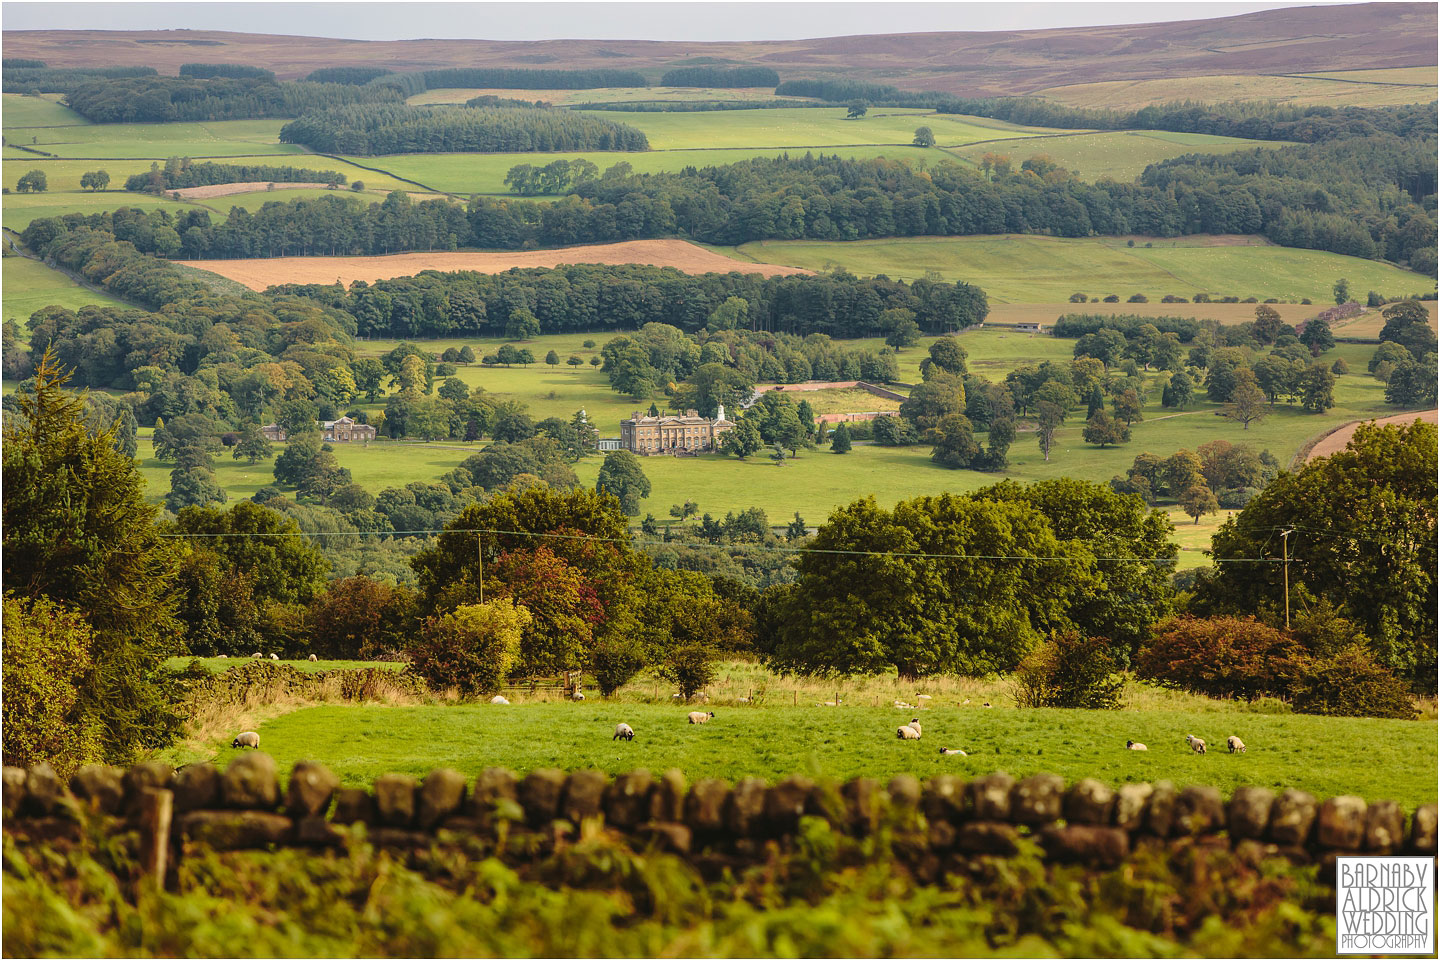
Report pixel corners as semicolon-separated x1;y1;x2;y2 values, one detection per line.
946;130;1292;182
1;256;128;327
211;700;1437;806
1034;73;1438;110
165;656;405;673
2;117;304;159
408;86;817;106
1;189;181;232
721;235;1431;303
1;156;418;195
343;145;932;195
1;93;90;128
1293;66;1438;85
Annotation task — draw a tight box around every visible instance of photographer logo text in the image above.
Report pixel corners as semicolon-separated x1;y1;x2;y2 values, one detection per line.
1337;857;1434;955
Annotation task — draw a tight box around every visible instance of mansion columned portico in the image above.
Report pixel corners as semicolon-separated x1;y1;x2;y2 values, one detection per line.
620;406;734;453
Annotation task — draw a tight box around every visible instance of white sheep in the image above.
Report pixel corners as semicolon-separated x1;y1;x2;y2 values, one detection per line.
1127;740;1148;751
1227;735;1246;754
231;731;260;749
1184;734;1207;755
613;723;635;741
893;700;914;709
308;654;317;662
688;711;714;724
897;718;922;740
571;690;586;701
269;653;279;661
490;695;510;705
217;654;228;659
251;651;262;658
938;747;967;756
817;697;842;707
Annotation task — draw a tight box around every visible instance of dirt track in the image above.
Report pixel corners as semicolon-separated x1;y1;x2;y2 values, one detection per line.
184;241;812;290
1306;409;1437;461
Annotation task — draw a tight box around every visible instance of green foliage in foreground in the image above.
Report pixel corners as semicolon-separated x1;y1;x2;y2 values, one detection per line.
225;702;1438;807
3;818;1340;958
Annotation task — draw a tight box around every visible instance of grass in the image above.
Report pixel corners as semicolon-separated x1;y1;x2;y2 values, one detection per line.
1292;67;1438;85
206;699;1437;807
408;85;819;106
1;117;305;159
1;189;180;231
343;145;936;195
1;256;129;328
1;93;91;128
721;235;1432;304
944;130;1291;182
164;656;406;673
0;156;419;195
1033;73;1438;110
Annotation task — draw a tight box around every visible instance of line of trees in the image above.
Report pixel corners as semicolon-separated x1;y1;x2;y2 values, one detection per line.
63;76;404;123
277;103;649;155
178;63;276;81
124;157;348;192
660;66;780;87
304;66;394;85
1;63;155;93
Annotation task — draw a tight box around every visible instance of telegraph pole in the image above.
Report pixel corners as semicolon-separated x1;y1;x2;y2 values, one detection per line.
1281;528;1293;629
477;533;484;604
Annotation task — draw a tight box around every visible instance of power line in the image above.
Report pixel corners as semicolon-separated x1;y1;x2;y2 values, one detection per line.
159;526;1283;564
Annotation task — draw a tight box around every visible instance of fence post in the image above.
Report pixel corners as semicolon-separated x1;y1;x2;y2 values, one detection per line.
137;787;173;884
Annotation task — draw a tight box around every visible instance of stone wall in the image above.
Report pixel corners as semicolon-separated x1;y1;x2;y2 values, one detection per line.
4;757;1435;885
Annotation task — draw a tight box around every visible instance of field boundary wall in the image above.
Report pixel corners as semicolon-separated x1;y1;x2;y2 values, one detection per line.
5;757;1434;887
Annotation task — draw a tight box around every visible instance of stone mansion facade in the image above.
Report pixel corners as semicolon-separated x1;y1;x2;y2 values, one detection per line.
261;416;378;443
620;406;734;453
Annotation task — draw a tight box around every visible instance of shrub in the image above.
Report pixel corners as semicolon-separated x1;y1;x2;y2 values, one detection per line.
1290;645;1415;718
1011;630;1125;709
1102;294;1120;303
1068;292;1088;303
1216;486;1260;509
590;636;647;696
1137;615;1305;700
408;599;529;697
658;641;716;701
1127;293;1148;303
1;596;102;777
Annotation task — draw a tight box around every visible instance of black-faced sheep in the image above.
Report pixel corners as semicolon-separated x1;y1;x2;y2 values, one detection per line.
232;731;260;749
269;653;279;661
938;747;966;755
1127;740;1148;751
1184;734;1207;755
614;723;635;741
897;718;922;740
688;711;714;724
1227;735;1246;753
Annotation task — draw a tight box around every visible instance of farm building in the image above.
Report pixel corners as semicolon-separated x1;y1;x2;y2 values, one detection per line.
621;406;734;453
261;416;378;443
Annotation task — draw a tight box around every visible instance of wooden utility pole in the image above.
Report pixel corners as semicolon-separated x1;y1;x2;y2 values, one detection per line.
1281;528;1293;630
477;533;484;603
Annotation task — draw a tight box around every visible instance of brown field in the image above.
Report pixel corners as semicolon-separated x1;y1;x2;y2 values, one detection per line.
173;181;335;200
183;240;812;290
1306;409;1438;461
986;301;1322;327
1329;303;1440;337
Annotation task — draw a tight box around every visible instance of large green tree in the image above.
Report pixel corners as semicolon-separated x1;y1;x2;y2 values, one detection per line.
1193;420;1437;687
596;450;652;515
2;353;184;763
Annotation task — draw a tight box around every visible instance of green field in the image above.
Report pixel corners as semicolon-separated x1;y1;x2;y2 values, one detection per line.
721;235;1433;303
1035;72;1438;110
1;255;129;327
2;117;305;160
0;93;90;128
409;86;818;106
165;656;406;673
200;701;1437;807
945;130;1292;182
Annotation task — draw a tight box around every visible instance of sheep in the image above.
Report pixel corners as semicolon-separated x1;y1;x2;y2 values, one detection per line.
1127;740;1148;751
613;723;635;741
893;700;914;709
572;690;586;701
897;718;922;740
1227;735;1246;754
307;654;317;662
688;711;715;724
269;653;279;661
490;695;510;705
231;731;260;749
251;651;262;658
1184;734;1207;755
939;747;967;756
817;697;842;707
983;702;993;709
962;698;971;705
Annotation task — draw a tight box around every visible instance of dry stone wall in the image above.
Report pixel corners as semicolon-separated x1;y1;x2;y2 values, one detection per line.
4;757;1435;885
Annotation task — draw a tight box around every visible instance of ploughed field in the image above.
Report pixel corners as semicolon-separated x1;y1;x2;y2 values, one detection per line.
184;240;811;289
194;700;1439;809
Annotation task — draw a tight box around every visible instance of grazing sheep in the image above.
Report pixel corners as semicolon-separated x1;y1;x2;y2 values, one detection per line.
231;732;260;749
572;690;586;701
490;695;510;705
688;711;715;724
307;654;317;662
962;699;971;705
983;702;993;709
613;723;635;741
269;653;279;661
1127;740;1148;751
897;718;922;740
1227;735;1246;754
1184;734;1207;755
939;747;967;756
252;652;262;658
